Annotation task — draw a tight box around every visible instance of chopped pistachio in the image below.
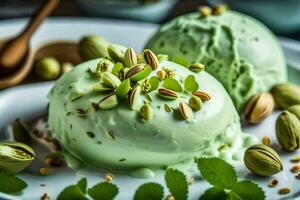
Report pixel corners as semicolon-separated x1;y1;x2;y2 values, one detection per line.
213;4;229;15
157;70;166;80
268;179;278;188
40;167;51;176
158;88;178;100
164;104;171;112
199;6;212;17
163;67;176;78
104;173;114;182
101;72;121;88
139;103;152;120
179;101;192;120
141;79;152;93
96;58;114;75
189;95;203;111
99;94;118;109
291;156;300;163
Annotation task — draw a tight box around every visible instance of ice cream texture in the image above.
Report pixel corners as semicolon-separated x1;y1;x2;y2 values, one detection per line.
146;11;287;111
48;57;257;170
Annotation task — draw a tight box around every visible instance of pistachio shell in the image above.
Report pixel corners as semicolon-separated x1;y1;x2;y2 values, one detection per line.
116;79;131;98
199;6;212;17
124;47;137;68
101;72;121;88
276;111;300;151
189;95;203;111
288;105;300;120
129;87;141;110
244;144;283;176
142;49;159;70
96;58;114;75
192;91;211;101
158;88;178;100
91;83;114;92
78;35;109;60
107;44;125;63
271;83;300;109
99;94;118;109
179;101;192;120
0;142;35;174
243;93;275;124
189;63;205;73
125;64;152;82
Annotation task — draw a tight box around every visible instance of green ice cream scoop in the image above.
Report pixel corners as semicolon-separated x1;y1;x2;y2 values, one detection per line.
146;11;287;111
48;58;257;169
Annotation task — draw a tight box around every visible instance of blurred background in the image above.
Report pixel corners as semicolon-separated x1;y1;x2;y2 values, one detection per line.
0;0;299;40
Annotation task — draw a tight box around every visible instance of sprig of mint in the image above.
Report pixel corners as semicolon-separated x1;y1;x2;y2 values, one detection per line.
165;168;188;200
57;177;119;200
88;182;119;200
197;158;265;200
0;172;27;194
134;182;164;200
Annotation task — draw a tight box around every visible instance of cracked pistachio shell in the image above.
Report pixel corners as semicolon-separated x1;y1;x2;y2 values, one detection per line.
101;72;121;88
244;144;283;176
0;142;35;174
179;101;192;120
129;86;141;110
276;111;300;151
243;93;275;124
158;88;178;100
78;35;109;60
107;44;126;63
124;47;137;68
96;58;114;75
288;105;300;120
125;64;152;82
142;49;159;70
99;94;118;109
91;83;114;92
271;83;300;109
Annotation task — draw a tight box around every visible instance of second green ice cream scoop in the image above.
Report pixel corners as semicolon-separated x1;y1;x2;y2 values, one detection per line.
146;11;287;111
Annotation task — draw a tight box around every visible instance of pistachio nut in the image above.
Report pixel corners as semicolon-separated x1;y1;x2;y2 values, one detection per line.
199;6;212;17
243;93;275;124
271;83;300;109
96;58;114;75
101;72;121;88
288;105;300;120
61;62;73;74
107;44;126;63
125;64;152;82
158;88;178;100
244;144;283;176
34;57;61;80
139;103;152;120
189;63;205;73
141;79;152;93
163;67;176;79
124;47;137;68
99;94;118;109
276;110;300;151
179;101;192;120
0;142;35;174
142;49;159;70
156;70;166;80
192;91;211;101
78;35;109;60
129;86;141;110
213;4;228;15
91;83;114;92
116;79;131;98
189;95;203;111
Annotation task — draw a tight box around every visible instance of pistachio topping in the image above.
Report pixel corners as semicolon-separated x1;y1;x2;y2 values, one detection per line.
125;64;152;82
116;79;131;98
262;136;270;146
99;94;118;109
0;142;35;173
179;101;192;120
278;188;291;195
243;93;275;124
75;108;87;117
69;91;84;101
268;179;278;188
107;44;125;63
129;86;141;109
199;6;212;17
156;70;166;80
96;58;114;75
101;72;121;88
157;54;169;63
158;88;178;100
124;47;137;68
142;49;159;70
91;83;114;92
189;95;203;111
192;91;211;101
164;104;172;112
139;103;152;120
163;67;176;78
271;83;300;109
189;63;205;73
213;4;228;15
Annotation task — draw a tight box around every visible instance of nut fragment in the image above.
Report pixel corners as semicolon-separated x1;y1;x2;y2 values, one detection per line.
199;6;212;17
158;88;178;100
179;101;192;120
189;95;203;111
139;103;152;121
40;167;51;176
104;173;114;182
192;91;211;101
262;136;270;146
189;63;205;73
41;192;50;200
166;194;175;200
295;173;300;179
278;187;291;195
156;70;166;80
243;93;275;124
291;165;300;173
213;4;228;15
290;156;300;163
268;179;278;188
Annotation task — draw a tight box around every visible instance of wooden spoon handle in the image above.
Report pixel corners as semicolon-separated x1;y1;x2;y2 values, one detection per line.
22;0;61;38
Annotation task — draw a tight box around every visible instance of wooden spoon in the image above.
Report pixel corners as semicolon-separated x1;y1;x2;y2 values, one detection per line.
0;0;60;77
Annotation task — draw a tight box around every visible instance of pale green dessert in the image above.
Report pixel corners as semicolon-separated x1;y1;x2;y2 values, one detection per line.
48;53;257;171
146;11;287;111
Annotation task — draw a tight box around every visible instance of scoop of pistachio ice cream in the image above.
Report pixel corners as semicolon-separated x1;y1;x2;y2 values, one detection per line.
48;57;257;169
146;11;287;111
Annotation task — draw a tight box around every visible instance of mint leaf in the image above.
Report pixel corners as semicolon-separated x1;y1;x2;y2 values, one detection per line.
163;78;182;92
200;187;227;200
172;56;190;68
77;178;87;194
197;158;237;189
231;180;265;200
184;75;199;92
57;185;87;200
165;169;188;200
134;182;164;200
0;172;27;194
88;182;119;200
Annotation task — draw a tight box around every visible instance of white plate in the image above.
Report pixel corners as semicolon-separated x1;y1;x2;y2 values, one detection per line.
0;18;300;200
